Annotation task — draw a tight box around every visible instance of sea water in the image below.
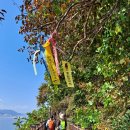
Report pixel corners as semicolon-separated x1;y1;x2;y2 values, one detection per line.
0;117;16;130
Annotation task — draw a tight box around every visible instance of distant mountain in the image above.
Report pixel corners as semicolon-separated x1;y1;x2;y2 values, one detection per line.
0;109;22;117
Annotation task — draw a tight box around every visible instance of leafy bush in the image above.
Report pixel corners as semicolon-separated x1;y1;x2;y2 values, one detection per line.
14;105;49;130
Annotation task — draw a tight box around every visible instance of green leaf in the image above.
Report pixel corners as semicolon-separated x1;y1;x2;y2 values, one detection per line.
115;24;122;34
53;5;61;15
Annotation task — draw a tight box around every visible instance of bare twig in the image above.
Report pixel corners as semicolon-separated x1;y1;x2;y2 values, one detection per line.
68;12;78;22
68;38;90;61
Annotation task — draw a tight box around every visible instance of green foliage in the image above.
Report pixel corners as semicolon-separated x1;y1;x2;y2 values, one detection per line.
13;117;23;129
73;108;100;128
74;89;87;107
37;83;48;106
112;110;130;130
14;105;49;130
16;0;130;129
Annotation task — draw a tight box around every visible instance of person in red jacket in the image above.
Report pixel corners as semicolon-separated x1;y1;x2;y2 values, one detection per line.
46;115;55;130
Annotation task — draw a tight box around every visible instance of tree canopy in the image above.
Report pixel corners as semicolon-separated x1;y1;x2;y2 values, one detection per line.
16;0;130;129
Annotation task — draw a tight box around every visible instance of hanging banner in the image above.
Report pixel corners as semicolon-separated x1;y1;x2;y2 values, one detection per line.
62;61;74;87
43;41;60;85
49;38;61;76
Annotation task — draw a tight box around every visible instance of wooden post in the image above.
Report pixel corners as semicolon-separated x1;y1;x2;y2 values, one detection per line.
39;122;44;130
36;124;39;130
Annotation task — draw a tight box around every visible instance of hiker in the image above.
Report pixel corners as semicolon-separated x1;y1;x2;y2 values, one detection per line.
46;115;55;130
56;113;67;130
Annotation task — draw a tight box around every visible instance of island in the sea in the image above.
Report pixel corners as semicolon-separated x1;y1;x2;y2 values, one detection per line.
0;109;23;117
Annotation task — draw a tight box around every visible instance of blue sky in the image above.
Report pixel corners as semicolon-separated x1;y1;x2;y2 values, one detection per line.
0;0;45;113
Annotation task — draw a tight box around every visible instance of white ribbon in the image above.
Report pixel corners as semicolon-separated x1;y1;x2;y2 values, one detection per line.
33;50;40;75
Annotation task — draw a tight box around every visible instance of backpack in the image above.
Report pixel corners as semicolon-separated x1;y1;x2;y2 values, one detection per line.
48;119;55;130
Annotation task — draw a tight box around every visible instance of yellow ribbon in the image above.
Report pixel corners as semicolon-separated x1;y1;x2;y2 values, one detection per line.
62;61;74;87
43;41;60;85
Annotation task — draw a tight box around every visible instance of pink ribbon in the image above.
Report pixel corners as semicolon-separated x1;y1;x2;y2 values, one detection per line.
49;31;61;76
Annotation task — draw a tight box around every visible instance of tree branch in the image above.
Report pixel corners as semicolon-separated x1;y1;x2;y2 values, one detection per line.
84;5;93;38
32;21;56;31
55;0;96;32
69;0;119;61
55;2;79;32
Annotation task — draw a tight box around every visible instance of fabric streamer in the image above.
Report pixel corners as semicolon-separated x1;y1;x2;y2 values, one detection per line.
49;32;61;76
33;45;50;76
62;61;74;87
41;51;50;76
43;41;60;85
33;50;40;75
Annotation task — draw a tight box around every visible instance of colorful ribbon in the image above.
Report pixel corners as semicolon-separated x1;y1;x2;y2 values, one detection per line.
40;45;50;76
33;45;50;76
33;50;40;75
62;61;74;87
49;31;61;76
43;40;60;85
